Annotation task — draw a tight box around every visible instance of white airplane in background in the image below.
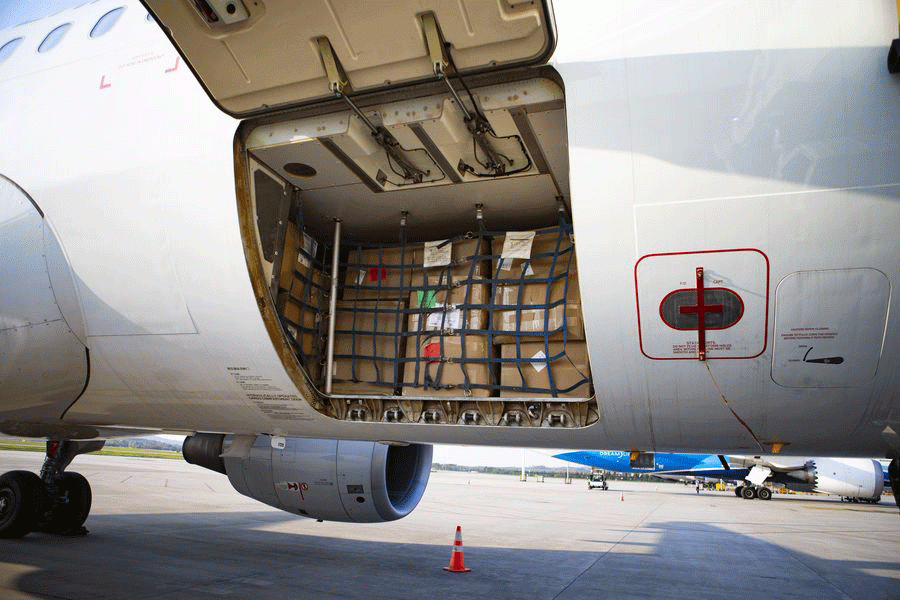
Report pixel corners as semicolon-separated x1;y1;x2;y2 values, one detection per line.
1;0;900;538
554;451;888;503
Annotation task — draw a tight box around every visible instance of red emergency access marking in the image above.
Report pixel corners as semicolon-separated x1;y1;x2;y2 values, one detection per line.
678;267;723;361
165;57;179;73
99;75;110;89
286;482;309;500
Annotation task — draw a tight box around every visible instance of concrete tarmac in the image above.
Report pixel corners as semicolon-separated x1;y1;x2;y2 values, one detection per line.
0;450;897;600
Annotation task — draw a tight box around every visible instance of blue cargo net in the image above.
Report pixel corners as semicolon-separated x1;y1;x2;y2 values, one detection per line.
322;215;592;401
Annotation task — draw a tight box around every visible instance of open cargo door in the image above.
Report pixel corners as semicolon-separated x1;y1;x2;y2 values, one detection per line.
142;0;555;118
144;0;593;429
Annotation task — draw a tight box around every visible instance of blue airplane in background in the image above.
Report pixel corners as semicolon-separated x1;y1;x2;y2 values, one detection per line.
554;451;888;503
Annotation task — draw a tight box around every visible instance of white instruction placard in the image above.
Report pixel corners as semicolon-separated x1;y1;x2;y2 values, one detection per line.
501;231;536;260
423;240;452;268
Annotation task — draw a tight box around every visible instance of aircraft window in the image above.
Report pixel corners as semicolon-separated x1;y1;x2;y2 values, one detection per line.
659;288;744;331
38;23;72;53
0;37;23;64
90;7;125;38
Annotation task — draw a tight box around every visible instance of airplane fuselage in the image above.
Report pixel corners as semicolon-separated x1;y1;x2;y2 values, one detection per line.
1;1;900;457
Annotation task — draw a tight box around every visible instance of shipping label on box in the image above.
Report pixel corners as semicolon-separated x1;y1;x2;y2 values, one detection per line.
416;238;489;280
298;232;318;269
408;284;488;333
423;239;453;268
492;227;575;281
500;231;536;260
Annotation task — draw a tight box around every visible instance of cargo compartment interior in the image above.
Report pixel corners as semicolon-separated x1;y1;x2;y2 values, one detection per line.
240;68;596;428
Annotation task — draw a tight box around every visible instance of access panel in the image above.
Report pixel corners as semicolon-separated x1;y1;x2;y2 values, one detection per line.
635;249;769;360
772;269;889;388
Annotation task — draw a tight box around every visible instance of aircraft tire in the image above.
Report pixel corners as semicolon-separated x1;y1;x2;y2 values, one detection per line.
734;485;744;497
890;38;900;74
40;472;91;535
757;487;772;500
741;485;757;499
0;471;44;538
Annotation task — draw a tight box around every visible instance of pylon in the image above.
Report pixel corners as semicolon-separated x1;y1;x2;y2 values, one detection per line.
620;493;624;502
443;525;471;572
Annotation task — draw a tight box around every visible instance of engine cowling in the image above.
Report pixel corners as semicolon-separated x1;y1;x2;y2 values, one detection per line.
808;458;884;500
183;434;432;522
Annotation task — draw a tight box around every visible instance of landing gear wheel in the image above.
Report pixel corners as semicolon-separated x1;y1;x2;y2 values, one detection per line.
757;487;772;500
0;471;44;539
40;472;91;535
741;485;758;499
734;485;744;497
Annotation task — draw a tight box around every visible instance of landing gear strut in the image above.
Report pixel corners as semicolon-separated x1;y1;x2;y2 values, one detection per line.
889;457;900;513
0;439;103;538
737;483;771;500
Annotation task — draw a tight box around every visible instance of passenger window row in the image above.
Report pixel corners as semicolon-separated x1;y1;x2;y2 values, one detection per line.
0;6;135;65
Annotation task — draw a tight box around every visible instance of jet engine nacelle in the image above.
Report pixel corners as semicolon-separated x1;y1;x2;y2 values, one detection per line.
183;434;432;523
809;458;884;500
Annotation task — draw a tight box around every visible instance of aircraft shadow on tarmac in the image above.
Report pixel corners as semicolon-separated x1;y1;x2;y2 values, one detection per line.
1;512;897;600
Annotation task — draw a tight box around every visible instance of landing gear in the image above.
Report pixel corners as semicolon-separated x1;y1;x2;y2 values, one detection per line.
737;483;771;500
40;472;92;535
0;471;44;538
0;439;103;538
889;457;900;513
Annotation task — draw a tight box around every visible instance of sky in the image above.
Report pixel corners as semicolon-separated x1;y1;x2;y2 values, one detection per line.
432;445;571;468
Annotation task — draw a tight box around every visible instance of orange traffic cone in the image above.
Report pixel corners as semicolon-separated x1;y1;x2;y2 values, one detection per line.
443;525;471;573
620;493;624;502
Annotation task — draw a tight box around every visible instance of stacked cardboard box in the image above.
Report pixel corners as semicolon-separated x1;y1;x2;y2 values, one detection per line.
407;283;489;333
279;222;325;383
330;301;405;395
279;222;321;287
343;245;419;300
411;237;489;283
494;276;583;343
493;229;574;283
402;333;493;398
500;342;591;398
492;228;582;343
402;238;493;397
282;292;323;382
318;230;591;402
492;228;590;398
